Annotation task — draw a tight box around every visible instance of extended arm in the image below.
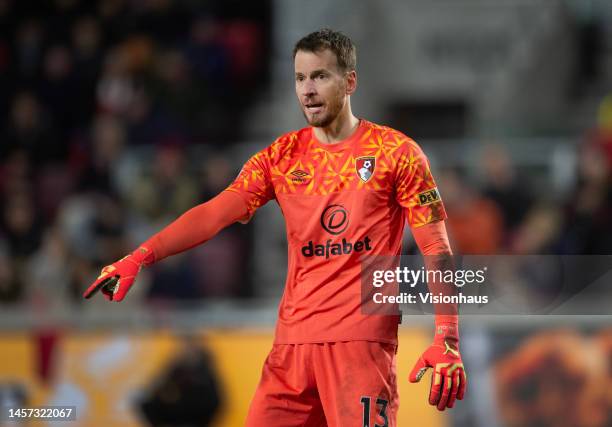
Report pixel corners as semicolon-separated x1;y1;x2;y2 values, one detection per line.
145;190;247;262
83;191;247;301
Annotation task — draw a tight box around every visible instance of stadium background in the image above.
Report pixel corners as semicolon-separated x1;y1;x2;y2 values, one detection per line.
1;0;612;426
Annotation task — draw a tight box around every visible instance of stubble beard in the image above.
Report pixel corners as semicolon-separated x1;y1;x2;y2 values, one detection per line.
302;91;345;128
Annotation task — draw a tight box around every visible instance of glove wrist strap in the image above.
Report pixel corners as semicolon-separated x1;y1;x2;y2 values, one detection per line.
131;245;156;267
434;315;459;344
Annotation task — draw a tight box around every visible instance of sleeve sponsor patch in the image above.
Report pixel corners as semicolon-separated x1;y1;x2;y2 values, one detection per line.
417;187;441;206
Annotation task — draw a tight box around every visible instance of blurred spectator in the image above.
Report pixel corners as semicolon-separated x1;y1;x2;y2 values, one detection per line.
71;16;103;124
439;168;504;254
495;330;609;427
75;113;126;193
149;48;200;132
90;193;128;264
72;16;102;65
96;0;129;46
124;88;181;145
199;154;236;198
0;0;16;40
2;91;60;166
0;192;42;302
553;94;612;254
221;20;264;87
1;192;43;258
14;19;44;82
511;204;563;254
573;17;604;96
38;45;77;135
27;226;72;309
175;16;244;117
36;163;74;222
138;335;223;427
146;254;200;302
184;17;229;94
480;143;534;240
560;138;612;254
96;47;137;115
0;150;32;197
588;93;612;167
129;143;199;223
134;0;190;46
0;238;20;303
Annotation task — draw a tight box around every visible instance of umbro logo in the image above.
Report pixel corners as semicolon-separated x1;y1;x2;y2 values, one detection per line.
290;169;310;183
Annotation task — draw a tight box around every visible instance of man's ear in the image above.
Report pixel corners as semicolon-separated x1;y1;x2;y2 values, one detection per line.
346;70;357;95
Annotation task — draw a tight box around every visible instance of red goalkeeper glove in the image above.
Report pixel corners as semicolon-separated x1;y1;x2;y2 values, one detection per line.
409;322;467;411
83;246;155;302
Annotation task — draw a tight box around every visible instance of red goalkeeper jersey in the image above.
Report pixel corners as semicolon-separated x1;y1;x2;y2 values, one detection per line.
225;120;446;344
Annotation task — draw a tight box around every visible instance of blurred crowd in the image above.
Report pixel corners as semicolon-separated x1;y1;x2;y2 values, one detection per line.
0;0;269;305
435;106;612;256
1;0;612;309
433;123;612;257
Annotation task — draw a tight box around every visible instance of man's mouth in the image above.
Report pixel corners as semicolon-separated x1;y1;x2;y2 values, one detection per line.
305;103;323;114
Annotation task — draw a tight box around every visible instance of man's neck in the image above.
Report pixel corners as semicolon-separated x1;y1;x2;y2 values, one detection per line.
313;109;360;144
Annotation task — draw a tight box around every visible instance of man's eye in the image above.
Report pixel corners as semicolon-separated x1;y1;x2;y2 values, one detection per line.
318;74;327;80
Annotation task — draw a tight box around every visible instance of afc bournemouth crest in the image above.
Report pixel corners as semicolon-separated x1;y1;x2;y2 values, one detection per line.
356;156;376;183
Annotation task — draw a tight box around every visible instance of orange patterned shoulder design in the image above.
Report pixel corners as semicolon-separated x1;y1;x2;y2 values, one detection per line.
226;121;446;226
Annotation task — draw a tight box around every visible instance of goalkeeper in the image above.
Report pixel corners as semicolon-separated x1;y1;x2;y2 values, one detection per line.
85;28;466;426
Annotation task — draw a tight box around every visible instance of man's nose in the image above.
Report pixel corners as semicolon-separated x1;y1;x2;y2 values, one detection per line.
302;79;316;96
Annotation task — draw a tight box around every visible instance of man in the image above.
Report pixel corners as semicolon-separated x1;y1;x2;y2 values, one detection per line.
84;29;466;426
